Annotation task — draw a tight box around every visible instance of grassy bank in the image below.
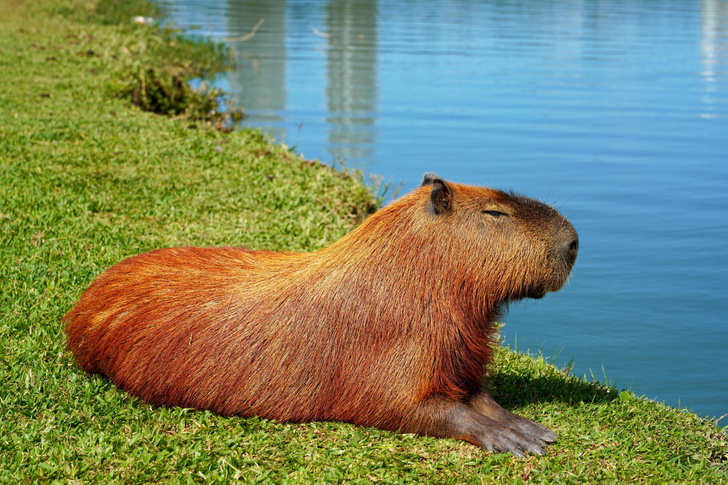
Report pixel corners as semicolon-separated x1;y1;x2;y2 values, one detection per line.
1;0;726;483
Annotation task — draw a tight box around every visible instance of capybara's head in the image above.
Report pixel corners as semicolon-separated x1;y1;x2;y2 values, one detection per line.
409;173;578;303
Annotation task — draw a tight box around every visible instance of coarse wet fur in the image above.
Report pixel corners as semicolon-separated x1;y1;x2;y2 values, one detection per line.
64;174;578;456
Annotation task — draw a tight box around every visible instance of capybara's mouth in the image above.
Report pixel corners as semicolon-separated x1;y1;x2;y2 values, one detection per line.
528;285;548;300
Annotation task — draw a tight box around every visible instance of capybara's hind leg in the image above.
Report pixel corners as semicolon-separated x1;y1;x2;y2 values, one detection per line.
469;388;557;448
403;396;548;456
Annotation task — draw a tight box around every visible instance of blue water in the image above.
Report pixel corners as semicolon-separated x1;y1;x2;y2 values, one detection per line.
162;0;728;422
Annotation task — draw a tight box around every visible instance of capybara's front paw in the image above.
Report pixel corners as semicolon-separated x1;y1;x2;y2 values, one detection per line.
476;423;551;457
507;414;558;446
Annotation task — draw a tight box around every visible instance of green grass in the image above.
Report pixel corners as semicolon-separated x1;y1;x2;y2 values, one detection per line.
1;0;726;483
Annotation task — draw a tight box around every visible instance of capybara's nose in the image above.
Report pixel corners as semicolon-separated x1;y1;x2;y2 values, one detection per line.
561;227;579;268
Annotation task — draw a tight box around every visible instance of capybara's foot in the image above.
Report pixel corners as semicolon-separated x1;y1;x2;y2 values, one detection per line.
473;422;552;456
405;396;555;456
506;413;558;446
468;388;557;454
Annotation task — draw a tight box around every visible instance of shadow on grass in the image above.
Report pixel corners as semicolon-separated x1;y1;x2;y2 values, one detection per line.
489;371;619;410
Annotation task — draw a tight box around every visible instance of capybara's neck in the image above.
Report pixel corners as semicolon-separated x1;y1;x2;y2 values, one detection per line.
297;188;500;321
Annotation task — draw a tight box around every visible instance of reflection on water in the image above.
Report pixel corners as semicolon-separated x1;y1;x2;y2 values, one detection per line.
325;1;377;162
209;0;379;163
163;0;728;422
701;0;728;118
225;2;288;140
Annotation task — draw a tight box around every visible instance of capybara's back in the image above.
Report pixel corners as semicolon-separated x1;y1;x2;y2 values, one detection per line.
65;174;578;455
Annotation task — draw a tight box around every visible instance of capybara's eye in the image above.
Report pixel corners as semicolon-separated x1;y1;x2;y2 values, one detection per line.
482;210;508;218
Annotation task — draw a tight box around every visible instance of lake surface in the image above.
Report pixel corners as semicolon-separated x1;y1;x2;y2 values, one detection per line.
161;0;728;422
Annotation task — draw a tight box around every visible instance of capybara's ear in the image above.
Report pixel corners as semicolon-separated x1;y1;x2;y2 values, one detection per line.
421;173;439;186
429;178;453;215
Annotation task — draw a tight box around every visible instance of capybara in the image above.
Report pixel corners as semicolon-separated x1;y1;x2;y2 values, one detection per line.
64;174;578;456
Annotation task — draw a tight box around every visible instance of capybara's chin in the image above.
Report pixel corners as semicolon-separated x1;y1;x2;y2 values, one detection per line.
64;173;578;457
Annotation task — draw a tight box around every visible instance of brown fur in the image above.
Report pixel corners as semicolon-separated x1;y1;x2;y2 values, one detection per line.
64;175;578;455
